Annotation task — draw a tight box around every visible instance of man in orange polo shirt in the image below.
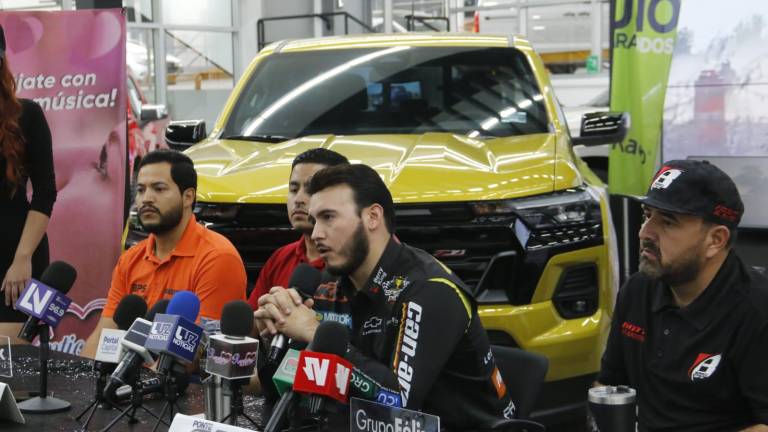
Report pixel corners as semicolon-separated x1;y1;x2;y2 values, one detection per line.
82;149;246;358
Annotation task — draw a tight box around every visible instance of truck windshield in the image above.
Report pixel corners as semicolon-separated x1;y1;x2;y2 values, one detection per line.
223;46;549;140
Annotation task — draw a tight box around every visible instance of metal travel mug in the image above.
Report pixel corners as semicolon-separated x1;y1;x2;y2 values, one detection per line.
202;373;232;421
199;318;231;421
588;385;637;432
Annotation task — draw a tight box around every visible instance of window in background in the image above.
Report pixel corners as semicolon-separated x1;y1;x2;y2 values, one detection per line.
165;29;234;128
161;0;232;27
127;28;157;103
164;30;234;91
125;0;154;23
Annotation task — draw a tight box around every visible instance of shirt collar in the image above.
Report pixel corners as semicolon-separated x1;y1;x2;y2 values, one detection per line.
651;251;742;330
143;215;200;262
339;236;401;301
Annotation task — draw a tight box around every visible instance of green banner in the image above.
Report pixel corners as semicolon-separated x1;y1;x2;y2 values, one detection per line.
609;0;680;195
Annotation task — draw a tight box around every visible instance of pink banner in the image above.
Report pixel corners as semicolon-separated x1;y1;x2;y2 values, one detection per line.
0;9;127;354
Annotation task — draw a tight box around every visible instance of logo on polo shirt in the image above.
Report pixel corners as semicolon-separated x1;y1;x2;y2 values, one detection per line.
688;353;722;381
621;321;646;342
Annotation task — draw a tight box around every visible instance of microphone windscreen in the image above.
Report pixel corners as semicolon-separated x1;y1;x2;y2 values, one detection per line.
319;270;336;285
39;261;77;295
146;299;170;321
220;300;253;337
288;263;322;298
166;291;200;322
112;295;148;330
311;321;350;356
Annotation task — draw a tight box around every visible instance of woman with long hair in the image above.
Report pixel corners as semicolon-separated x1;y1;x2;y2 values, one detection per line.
0;25;56;342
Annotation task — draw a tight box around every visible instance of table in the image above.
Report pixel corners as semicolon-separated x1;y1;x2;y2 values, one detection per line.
0;346;267;431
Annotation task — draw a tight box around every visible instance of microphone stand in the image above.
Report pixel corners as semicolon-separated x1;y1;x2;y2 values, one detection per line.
75;361;118;431
218;377;259;428
17;324;71;413
151;360;186;432
99;368;162;432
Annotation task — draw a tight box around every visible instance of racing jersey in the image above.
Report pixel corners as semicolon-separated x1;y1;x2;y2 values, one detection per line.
314;238;515;429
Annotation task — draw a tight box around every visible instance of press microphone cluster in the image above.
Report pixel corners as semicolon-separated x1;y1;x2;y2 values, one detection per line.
77;295;149;429
265;321;352;432
103;299;170;399
268;263;323;364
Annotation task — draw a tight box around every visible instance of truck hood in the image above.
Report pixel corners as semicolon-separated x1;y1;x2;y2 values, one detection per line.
187;133;582;204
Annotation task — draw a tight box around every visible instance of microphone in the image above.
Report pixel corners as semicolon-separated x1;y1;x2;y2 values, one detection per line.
146;299;171;321
144;291;203;375
268;263;322;364
272;348;301;396
16;261;77;342
205;300;259;380
113;376;163;401
293;321;352;413
94;295;147;363
203;300;261;427
77;295;148;429
103;298;169;399
264;321;351;432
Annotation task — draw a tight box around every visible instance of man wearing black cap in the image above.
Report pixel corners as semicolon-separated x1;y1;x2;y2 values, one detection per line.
598;160;768;431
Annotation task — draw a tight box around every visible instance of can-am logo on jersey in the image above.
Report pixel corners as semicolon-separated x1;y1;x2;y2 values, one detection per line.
397;302;422;406
173;326;199;353
688;353;722;381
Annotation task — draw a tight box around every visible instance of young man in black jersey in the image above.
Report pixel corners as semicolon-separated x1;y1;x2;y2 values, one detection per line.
254;163;515;429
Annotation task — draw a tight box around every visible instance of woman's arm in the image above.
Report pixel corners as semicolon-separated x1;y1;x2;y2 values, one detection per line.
2;210;50;306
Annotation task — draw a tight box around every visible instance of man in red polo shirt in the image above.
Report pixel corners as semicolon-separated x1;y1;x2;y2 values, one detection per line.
246;148;348;310
82;149;246;358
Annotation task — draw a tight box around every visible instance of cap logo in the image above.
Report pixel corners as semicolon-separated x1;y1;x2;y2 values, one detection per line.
651;167;683;190
713;204;738;223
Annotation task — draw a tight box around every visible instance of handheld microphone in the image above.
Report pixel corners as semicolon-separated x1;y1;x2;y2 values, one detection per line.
103;298;169;399
94;295;147;363
272;348;301;396
268;264;322;364
144;291;203;375
16;261;77;342
264;321;351;432
294;321;352;412
205;300;259;380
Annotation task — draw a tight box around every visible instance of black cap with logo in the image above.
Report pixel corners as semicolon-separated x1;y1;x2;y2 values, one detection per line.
633;159;744;228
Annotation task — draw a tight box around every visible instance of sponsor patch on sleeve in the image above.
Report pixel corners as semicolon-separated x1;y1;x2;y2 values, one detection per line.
491;366;507;399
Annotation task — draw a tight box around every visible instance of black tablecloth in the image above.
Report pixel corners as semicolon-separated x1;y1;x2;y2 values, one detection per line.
0;345;267;431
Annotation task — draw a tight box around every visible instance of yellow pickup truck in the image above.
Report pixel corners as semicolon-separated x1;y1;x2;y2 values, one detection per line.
129;33;627;426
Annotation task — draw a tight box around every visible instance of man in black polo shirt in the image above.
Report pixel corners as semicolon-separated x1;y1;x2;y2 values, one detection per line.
598;160;768;431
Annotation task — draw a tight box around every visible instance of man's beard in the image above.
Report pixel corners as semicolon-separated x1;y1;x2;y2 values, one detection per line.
638;240;703;286
325;222;369;277
138;203;183;234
